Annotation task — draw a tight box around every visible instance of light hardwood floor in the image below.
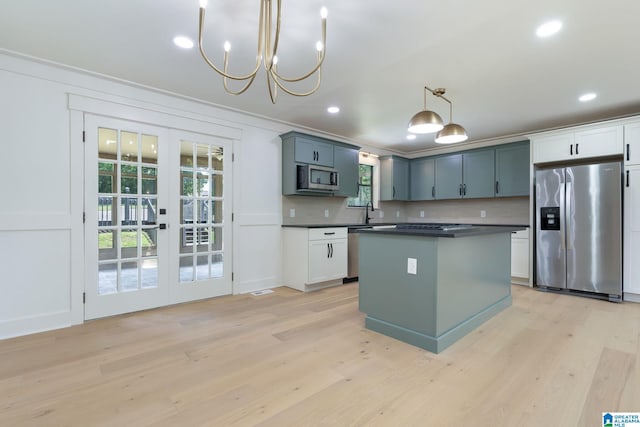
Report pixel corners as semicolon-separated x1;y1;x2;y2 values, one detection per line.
0;284;638;426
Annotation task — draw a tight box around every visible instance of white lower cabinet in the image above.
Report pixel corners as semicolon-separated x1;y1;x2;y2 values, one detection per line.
283;227;348;292
511;228;529;284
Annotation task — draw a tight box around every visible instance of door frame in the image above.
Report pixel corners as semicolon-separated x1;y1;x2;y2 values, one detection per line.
69;94;242;322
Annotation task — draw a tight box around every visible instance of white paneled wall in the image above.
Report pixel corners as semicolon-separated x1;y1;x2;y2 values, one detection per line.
0;51;286;338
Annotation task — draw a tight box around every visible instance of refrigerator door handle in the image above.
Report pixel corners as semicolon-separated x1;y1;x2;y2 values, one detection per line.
565;181;572;251
560;181;566;251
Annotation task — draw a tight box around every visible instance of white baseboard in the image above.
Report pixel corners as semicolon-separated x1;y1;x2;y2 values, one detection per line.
623;292;640;303
0;311;74;340
235;276;280;295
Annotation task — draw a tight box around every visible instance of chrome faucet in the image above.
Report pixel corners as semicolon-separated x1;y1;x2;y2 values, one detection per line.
364;201;374;225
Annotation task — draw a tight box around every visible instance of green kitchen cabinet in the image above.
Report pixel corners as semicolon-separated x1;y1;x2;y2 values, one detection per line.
434;154;463;199
380;155;410;200
410;157;436;200
434;149;495;199
333;145;359;197
495;141;530;197
282;131;334;167
463;148;495;198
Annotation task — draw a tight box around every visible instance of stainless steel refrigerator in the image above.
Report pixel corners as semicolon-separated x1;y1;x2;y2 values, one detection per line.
535;161;622;301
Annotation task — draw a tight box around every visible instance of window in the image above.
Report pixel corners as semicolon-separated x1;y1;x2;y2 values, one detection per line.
348;164;373;207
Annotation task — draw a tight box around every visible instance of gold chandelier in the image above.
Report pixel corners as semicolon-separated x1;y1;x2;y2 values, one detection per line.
198;0;327;104
408;85;468;144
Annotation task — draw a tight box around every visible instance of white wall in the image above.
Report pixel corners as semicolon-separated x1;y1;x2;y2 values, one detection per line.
0;51;288;339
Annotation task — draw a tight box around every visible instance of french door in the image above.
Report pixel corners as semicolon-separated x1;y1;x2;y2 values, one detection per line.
84;116;232;320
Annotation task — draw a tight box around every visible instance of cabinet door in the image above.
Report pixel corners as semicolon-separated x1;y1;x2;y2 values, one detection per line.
435;154;463;199
380;156;409;201
410;157;435;200
308;239;347;283
294;137;334;166
573;126;623;160
333;145;359;197
624;122;640;165
624;165;640;296
511;234;529;278
532;133;574;164
463;149;495;198
495;142;530;197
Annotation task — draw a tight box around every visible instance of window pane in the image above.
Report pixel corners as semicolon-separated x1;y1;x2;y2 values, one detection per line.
141;198;157;225
98;229;117;261
141;258;158;289
211;147;224;171
180;256;194;282
120;261;139;291
211;227;223;251
120;197;138;225
196;255;209;280
98;128;118;160
211;254;223;278
98;263;117;295
121;131;138;161
182;173;193;196
210;174;223;197
180;141;193;167
142;228;157;257
98;196;117;226
141;134;158;165
196;144;208;168
120;229;139;259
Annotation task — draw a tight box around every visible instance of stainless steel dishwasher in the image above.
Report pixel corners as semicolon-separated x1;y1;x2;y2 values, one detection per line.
346;229;360;280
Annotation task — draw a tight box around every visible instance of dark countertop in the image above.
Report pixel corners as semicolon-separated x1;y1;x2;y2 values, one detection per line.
356;224;526;238
281;223;398;229
282;222;529;232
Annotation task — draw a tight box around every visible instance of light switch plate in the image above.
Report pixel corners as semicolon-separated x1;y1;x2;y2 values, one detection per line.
324;209;329;218
379;211;384;218
289;208;295;218
480;210;486;218
420;211;425;218
396;210;400;218
407;258;417;275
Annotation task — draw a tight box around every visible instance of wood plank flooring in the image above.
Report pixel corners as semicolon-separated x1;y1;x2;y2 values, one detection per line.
0;284;638;426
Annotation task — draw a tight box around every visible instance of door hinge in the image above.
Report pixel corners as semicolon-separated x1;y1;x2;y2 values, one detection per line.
83;212;86;223
231;272;234;282
232;213;234;222
232;153;235;162
83;292;86;304
82;131;86;143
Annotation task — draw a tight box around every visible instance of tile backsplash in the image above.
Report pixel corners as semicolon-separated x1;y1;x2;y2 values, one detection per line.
282;196;530;226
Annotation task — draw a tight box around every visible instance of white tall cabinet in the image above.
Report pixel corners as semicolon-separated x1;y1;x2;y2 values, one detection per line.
624;122;640;301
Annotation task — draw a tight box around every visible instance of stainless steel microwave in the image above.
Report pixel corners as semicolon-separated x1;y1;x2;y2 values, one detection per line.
297;164;339;191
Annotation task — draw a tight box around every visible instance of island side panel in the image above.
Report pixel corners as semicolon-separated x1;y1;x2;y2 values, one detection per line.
436;232;512;336
358;233;439;337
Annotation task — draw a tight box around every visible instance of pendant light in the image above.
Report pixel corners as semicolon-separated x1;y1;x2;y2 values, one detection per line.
408;85;468;143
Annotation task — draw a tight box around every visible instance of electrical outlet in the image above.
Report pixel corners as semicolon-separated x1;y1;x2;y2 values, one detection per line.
396;210;400;218
324;209;329;218
289;208;295;218
420;210;425;218
407;258;417;275
480;210;486;218
379;211;384;218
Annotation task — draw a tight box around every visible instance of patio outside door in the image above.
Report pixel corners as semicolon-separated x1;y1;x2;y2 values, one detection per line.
84;116;233;320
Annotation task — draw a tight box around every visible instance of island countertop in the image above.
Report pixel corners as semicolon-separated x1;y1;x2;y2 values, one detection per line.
355;224;525;238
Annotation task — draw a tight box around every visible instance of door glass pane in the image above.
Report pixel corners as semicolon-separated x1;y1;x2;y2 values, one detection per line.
98;196;117;226
121;261;139;291
178;139;224;284
95;126;162;299
141;134;158;165
99;229;117;261
180;256;194;282
98;128;118;160
121;131;138;161
141;259;158;289
98;263;117;294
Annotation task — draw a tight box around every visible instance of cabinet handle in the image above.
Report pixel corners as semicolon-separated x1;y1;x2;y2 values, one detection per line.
570;144;573;155
393;186;396;198
327;243;331;258
432;186;435;198
324;232;336;235
576;143;579;155
329;243;333;258
627;144;630;161
495;181;499;194
459;184;462;196
627;170;630;187
463;183;466;196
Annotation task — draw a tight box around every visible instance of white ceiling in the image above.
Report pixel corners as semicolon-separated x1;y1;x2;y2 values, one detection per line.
2;0;640;153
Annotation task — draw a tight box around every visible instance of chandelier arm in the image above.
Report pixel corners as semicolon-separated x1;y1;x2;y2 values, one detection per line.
198;6;262;81
265;66;279;104
223;72;258;96
265;0;282;71
269;63;322;97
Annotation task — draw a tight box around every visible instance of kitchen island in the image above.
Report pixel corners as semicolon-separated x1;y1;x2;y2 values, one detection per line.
357;224;524;353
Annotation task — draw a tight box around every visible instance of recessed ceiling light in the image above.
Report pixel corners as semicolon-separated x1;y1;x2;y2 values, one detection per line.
579;93;597;102
406;134;417;141
536;20;562;38
327;106;340;114
173;36;194;49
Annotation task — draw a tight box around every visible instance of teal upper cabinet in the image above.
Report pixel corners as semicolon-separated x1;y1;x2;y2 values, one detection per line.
410;157;436;200
380;156;410;200
495;141;530;197
463;148;495;198
333;145;359;197
281;131;359;196
434;154;463;199
292;135;334;167
434;149;495;200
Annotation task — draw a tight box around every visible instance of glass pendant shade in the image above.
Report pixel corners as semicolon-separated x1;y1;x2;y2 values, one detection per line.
407;110;444;134
435;123;468;144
